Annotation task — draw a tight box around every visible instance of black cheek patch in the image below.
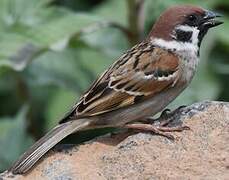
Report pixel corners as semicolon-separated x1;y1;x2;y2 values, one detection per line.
176;30;193;43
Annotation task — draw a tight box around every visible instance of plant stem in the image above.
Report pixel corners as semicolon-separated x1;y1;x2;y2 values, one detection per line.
15;72;30;104
127;0;145;45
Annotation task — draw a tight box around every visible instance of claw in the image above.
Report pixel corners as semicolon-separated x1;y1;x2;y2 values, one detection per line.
173;105;187;114
161;108;171;116
178;105;187;109
182;126;191;130
158;109;171;120
154;105;187;126
162;133;175;141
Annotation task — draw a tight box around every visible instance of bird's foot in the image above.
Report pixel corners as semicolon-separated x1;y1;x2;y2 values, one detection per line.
123;123;190;140
126;105;189;140
146;105;187;126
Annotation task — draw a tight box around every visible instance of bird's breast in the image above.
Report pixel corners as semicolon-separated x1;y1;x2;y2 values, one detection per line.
178;50;199;83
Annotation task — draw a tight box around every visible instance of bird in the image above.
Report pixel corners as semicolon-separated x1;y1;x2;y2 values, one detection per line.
9;5;223;174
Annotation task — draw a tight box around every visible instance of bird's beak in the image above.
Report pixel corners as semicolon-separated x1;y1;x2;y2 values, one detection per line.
202;10;223;28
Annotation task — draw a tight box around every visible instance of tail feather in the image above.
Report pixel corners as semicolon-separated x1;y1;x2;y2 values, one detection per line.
9;119;91;174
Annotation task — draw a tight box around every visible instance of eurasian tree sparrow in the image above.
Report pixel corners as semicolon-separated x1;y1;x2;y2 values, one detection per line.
9;5;223;174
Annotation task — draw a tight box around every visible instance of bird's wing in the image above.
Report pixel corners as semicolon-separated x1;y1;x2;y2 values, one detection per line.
60;42;180;123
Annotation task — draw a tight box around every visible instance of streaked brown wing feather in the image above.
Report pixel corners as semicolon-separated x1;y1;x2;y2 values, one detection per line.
60;43;180;122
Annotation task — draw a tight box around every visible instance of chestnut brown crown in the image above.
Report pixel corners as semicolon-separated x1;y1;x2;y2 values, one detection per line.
149;5;223;42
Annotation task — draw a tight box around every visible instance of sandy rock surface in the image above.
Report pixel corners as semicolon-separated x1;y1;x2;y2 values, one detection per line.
1;101;229;180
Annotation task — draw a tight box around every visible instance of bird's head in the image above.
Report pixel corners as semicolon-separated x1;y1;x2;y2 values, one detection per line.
149;5;223;47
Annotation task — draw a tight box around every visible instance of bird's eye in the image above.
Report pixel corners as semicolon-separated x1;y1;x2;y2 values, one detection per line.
188;14;197;22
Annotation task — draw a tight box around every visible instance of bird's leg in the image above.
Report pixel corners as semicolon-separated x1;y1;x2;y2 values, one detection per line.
124;105;189;140
123;123;190;140
123;123;175;140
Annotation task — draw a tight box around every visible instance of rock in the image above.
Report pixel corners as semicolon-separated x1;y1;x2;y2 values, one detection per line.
1;101;229;180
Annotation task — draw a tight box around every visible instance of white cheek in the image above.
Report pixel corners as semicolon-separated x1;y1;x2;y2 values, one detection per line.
151;38;198;55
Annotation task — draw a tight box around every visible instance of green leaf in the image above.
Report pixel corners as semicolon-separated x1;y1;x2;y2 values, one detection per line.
216;18;229;49
45;89;78;130
0;32;41;71
81;27;129;58
76;47;114;74
93;0;128;26
0;0;53;29
23;13;104;48
0;0;105;71
0;106;34;171
25;49;87;91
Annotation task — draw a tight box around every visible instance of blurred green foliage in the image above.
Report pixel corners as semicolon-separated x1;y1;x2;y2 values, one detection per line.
0;0;228;171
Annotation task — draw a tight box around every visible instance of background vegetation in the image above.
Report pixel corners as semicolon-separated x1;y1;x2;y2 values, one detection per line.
0;0;228;171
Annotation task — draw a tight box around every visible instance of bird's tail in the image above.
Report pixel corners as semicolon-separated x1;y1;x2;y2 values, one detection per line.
9;119;91;174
